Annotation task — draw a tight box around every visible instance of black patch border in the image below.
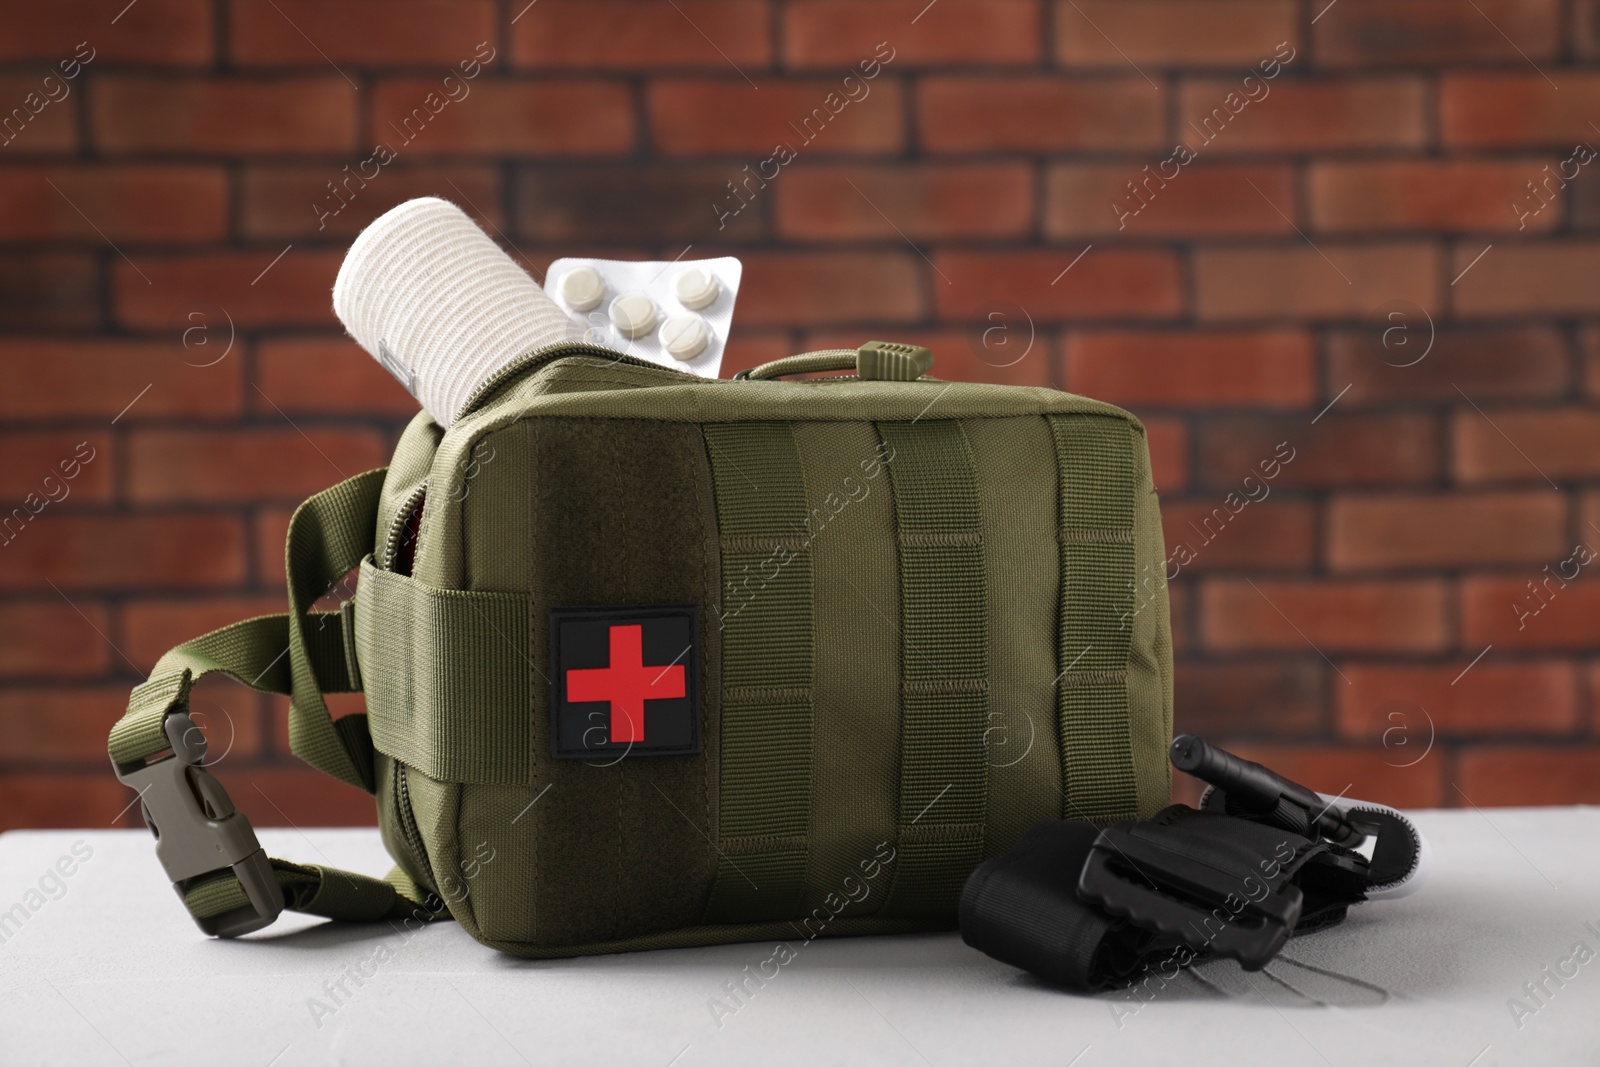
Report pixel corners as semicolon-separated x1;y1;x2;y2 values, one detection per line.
548;604;701;761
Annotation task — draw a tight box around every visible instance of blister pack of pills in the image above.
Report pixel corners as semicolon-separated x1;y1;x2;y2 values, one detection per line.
542;256;742;379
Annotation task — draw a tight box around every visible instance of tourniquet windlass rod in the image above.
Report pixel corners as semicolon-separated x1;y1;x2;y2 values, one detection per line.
1169;733;1366;847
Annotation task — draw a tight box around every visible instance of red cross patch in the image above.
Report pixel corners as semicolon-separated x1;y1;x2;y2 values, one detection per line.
550;606;699;759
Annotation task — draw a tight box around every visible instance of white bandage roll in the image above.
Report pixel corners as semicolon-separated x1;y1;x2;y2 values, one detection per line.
332;197;580;427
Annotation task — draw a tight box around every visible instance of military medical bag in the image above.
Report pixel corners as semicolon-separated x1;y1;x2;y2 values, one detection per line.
109;341;1173;956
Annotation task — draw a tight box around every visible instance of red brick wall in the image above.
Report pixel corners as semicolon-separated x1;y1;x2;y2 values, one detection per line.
2;0;1596;830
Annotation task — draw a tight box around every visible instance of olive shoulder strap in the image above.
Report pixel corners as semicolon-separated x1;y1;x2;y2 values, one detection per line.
106;469;440;938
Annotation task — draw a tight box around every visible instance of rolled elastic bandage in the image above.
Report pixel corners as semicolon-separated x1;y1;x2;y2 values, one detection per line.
332;197;581;427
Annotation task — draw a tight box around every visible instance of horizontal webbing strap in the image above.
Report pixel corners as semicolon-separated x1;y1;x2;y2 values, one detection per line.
354;558;532;785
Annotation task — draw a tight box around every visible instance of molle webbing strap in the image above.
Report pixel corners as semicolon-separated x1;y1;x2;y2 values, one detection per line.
874;420;990;920
1048;414;1139;824
701;422;814;922
353;559;532;785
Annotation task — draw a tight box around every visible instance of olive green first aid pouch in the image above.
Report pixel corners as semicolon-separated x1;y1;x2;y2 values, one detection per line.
109;343;1173;956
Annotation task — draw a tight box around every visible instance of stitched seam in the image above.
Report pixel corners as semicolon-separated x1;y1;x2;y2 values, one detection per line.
724;686;813;704
1059;670;1128;688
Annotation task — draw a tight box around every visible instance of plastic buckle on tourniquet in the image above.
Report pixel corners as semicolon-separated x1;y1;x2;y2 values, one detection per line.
1076;817;1303;971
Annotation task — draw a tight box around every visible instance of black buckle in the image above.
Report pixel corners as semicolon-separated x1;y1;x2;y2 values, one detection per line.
111;712;283;937
1077;821;1301;970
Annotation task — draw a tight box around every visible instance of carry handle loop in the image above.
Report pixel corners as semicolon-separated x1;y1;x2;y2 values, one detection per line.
735;341;934;382
282;467;388;793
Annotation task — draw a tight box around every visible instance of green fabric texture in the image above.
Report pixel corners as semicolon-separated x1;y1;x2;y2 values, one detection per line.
285;468;388;793
354;558;531;785
414;354;1138;590
701;422;815;923
961;418;1069;858
788;421;902;922
109;613;329;766
478;914;947;960
377;411;443;568
1048;414;1142;824
183;858;434;923
1128;471;1176;817
872;421;991;920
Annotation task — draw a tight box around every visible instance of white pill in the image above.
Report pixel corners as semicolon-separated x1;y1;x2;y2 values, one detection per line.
609;292;658;339
660;315;708;361
674;267;720;310
559;266;605;312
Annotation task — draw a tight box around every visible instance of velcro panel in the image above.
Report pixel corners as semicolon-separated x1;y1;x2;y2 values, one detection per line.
527;418;721;946
702;421;814;922
874;420;990;920
1048;414;1140;824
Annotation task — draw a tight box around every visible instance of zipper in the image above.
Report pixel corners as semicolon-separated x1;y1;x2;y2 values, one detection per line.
458;341;874;423
393;760;432;876
379;483;428;572
458;340;699;420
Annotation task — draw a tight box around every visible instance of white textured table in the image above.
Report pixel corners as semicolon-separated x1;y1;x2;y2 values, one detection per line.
2;808;1597;1066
